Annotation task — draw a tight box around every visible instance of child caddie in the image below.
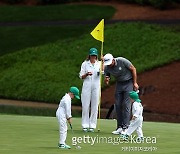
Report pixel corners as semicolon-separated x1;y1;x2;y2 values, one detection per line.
121;91;144;140
56;86;80;149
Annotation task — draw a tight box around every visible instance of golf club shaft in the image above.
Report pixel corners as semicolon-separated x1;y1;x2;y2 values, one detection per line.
69;123;81;149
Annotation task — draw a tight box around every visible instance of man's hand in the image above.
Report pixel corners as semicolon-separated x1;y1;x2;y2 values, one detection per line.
104;76;110;85
134;82;139;91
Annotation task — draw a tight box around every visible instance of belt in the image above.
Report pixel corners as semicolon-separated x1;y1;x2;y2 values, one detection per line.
117;78;133;84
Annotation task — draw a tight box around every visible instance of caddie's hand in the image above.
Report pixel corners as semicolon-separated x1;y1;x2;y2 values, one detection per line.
134;83;139;91
67;118;72;124
82;72;92;79
87;72;93;76
101;56;104;62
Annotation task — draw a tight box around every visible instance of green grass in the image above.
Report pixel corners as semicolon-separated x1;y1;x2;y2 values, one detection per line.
0;105;81;117
0;4;115;22
0;114;180;154
0;105;56;116
0;23;179;103
0;25;92;55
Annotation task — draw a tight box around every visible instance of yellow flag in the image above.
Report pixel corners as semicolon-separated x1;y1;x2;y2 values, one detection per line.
90;19;104;42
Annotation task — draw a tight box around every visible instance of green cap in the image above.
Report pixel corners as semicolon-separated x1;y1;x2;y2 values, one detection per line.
89;48;98;56
70;87;80;99
129;91;141;102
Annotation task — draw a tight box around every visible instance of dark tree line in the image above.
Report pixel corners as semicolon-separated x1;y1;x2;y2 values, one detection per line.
0;0;179;9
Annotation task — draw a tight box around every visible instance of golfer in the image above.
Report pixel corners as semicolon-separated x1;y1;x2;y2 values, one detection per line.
121;91;144;141
79;48;102;132
103;53;139;135
56;86;80;149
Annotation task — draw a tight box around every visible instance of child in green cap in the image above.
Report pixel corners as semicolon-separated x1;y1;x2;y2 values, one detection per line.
56;87;80;149
120;91;144;141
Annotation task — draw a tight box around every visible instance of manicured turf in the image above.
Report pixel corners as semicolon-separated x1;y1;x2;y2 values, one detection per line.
0;115;179;154
0;23;179;103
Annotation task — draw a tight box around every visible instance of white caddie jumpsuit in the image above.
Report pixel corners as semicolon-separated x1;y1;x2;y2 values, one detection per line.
125;101;143;137
56;93;72;145
79;60;101;129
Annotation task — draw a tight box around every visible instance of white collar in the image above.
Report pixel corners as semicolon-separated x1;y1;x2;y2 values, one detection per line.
87;60;98;65
65;93;72;100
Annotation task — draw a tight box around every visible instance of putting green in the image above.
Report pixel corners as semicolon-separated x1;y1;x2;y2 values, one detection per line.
0;115;179;154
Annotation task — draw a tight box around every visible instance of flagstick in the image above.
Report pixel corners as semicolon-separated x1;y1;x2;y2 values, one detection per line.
98;41;103;132
89;19;104;132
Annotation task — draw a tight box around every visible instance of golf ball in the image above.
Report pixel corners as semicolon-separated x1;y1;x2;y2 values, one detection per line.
76;146;81;149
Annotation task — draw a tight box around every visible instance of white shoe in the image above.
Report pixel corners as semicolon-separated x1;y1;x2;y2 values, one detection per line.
58;144;71;149
83;128;88;132
89;128;94;132
112;128;123;135
121;128;127;134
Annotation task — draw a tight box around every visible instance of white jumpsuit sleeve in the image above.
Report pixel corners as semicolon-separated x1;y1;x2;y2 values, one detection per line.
133;103;141;118
79;61;86;79
65;100;72;119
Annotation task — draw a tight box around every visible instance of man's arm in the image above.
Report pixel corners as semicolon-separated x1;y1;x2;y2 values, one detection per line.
129;64;139;91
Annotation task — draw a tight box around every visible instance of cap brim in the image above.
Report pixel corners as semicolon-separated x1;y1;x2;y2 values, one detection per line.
136;99;141;102
89;54;98;56
104;59;113;66
75;95;80;99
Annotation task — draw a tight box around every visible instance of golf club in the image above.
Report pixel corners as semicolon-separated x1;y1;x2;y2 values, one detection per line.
69;123;82;149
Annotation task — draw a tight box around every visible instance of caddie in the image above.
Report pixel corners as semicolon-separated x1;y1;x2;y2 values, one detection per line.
79;48;103;132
